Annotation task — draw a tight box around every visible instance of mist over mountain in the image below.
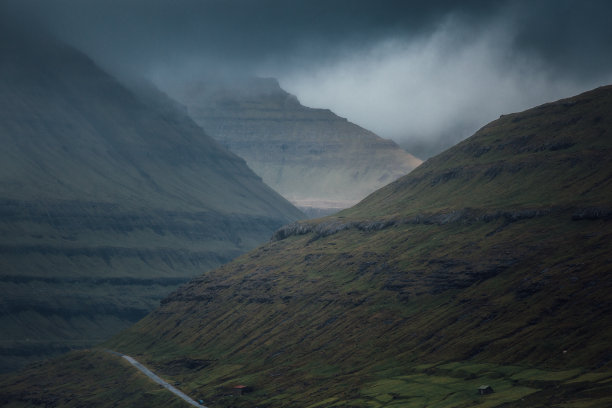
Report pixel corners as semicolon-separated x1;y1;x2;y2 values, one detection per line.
2;86;610;407
3;0;612;157
0;29;302;372
161;76;422;216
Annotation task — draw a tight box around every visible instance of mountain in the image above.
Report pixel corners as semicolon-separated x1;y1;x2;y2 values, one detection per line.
162;77;423;216
2;86;611;407
0;29;303;372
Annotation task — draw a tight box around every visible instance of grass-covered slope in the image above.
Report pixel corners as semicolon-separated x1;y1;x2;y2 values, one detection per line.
2;86;612;407
348;86;612;218
0;29;303;372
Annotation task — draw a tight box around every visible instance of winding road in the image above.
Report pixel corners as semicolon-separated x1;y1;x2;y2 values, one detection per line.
106;350;207;407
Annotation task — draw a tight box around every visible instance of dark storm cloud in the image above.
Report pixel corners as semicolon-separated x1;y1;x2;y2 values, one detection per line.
3;0;612;157
3;0;501;72
4;0;606;76
512;1;612;79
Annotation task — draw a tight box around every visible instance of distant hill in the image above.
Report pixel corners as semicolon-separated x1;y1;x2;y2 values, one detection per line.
163;77;422;216
0;29;303;372
2;87;611;407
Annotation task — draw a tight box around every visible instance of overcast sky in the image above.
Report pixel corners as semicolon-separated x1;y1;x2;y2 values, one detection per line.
4;0;612;157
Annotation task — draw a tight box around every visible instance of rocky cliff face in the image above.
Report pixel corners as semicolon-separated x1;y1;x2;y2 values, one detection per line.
164;77;422;216
0;30;303;372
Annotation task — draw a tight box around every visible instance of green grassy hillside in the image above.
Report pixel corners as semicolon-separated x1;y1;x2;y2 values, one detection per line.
2;86;611;407
0;29;303;372
347;86;612;218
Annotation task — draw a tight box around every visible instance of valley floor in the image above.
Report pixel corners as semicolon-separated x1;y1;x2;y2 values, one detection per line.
2;348;611;407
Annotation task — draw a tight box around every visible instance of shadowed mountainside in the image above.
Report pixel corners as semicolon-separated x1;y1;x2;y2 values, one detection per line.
1;86;611;407
163;77;423;216
0;29;303;372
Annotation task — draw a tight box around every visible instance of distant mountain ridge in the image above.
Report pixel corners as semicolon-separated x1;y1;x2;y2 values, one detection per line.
0;30;303;372
163;77;422;216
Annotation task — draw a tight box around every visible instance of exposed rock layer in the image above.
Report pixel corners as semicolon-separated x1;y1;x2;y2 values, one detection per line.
164;77;422;215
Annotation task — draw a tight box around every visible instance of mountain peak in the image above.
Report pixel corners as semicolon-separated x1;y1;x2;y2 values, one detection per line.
163;76;422;216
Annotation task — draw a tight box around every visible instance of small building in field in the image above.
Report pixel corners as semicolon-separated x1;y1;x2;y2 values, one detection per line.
478;385;494;395
232;385;253;396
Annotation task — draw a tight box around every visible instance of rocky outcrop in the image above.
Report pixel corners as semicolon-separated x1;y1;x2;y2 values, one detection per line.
272;207;564;241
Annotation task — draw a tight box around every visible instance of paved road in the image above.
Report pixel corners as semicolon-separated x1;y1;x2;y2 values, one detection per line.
106;350;207;407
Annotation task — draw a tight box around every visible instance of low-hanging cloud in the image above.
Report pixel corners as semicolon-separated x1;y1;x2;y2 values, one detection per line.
3;0;612;158
273;13;611;157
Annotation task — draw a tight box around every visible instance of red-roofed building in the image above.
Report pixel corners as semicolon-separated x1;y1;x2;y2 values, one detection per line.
232;385;253;396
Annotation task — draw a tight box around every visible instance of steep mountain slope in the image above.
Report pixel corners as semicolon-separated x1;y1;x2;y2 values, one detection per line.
2;86;612;407
164;77;422;216
0;30;303;372
348;88;611;218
